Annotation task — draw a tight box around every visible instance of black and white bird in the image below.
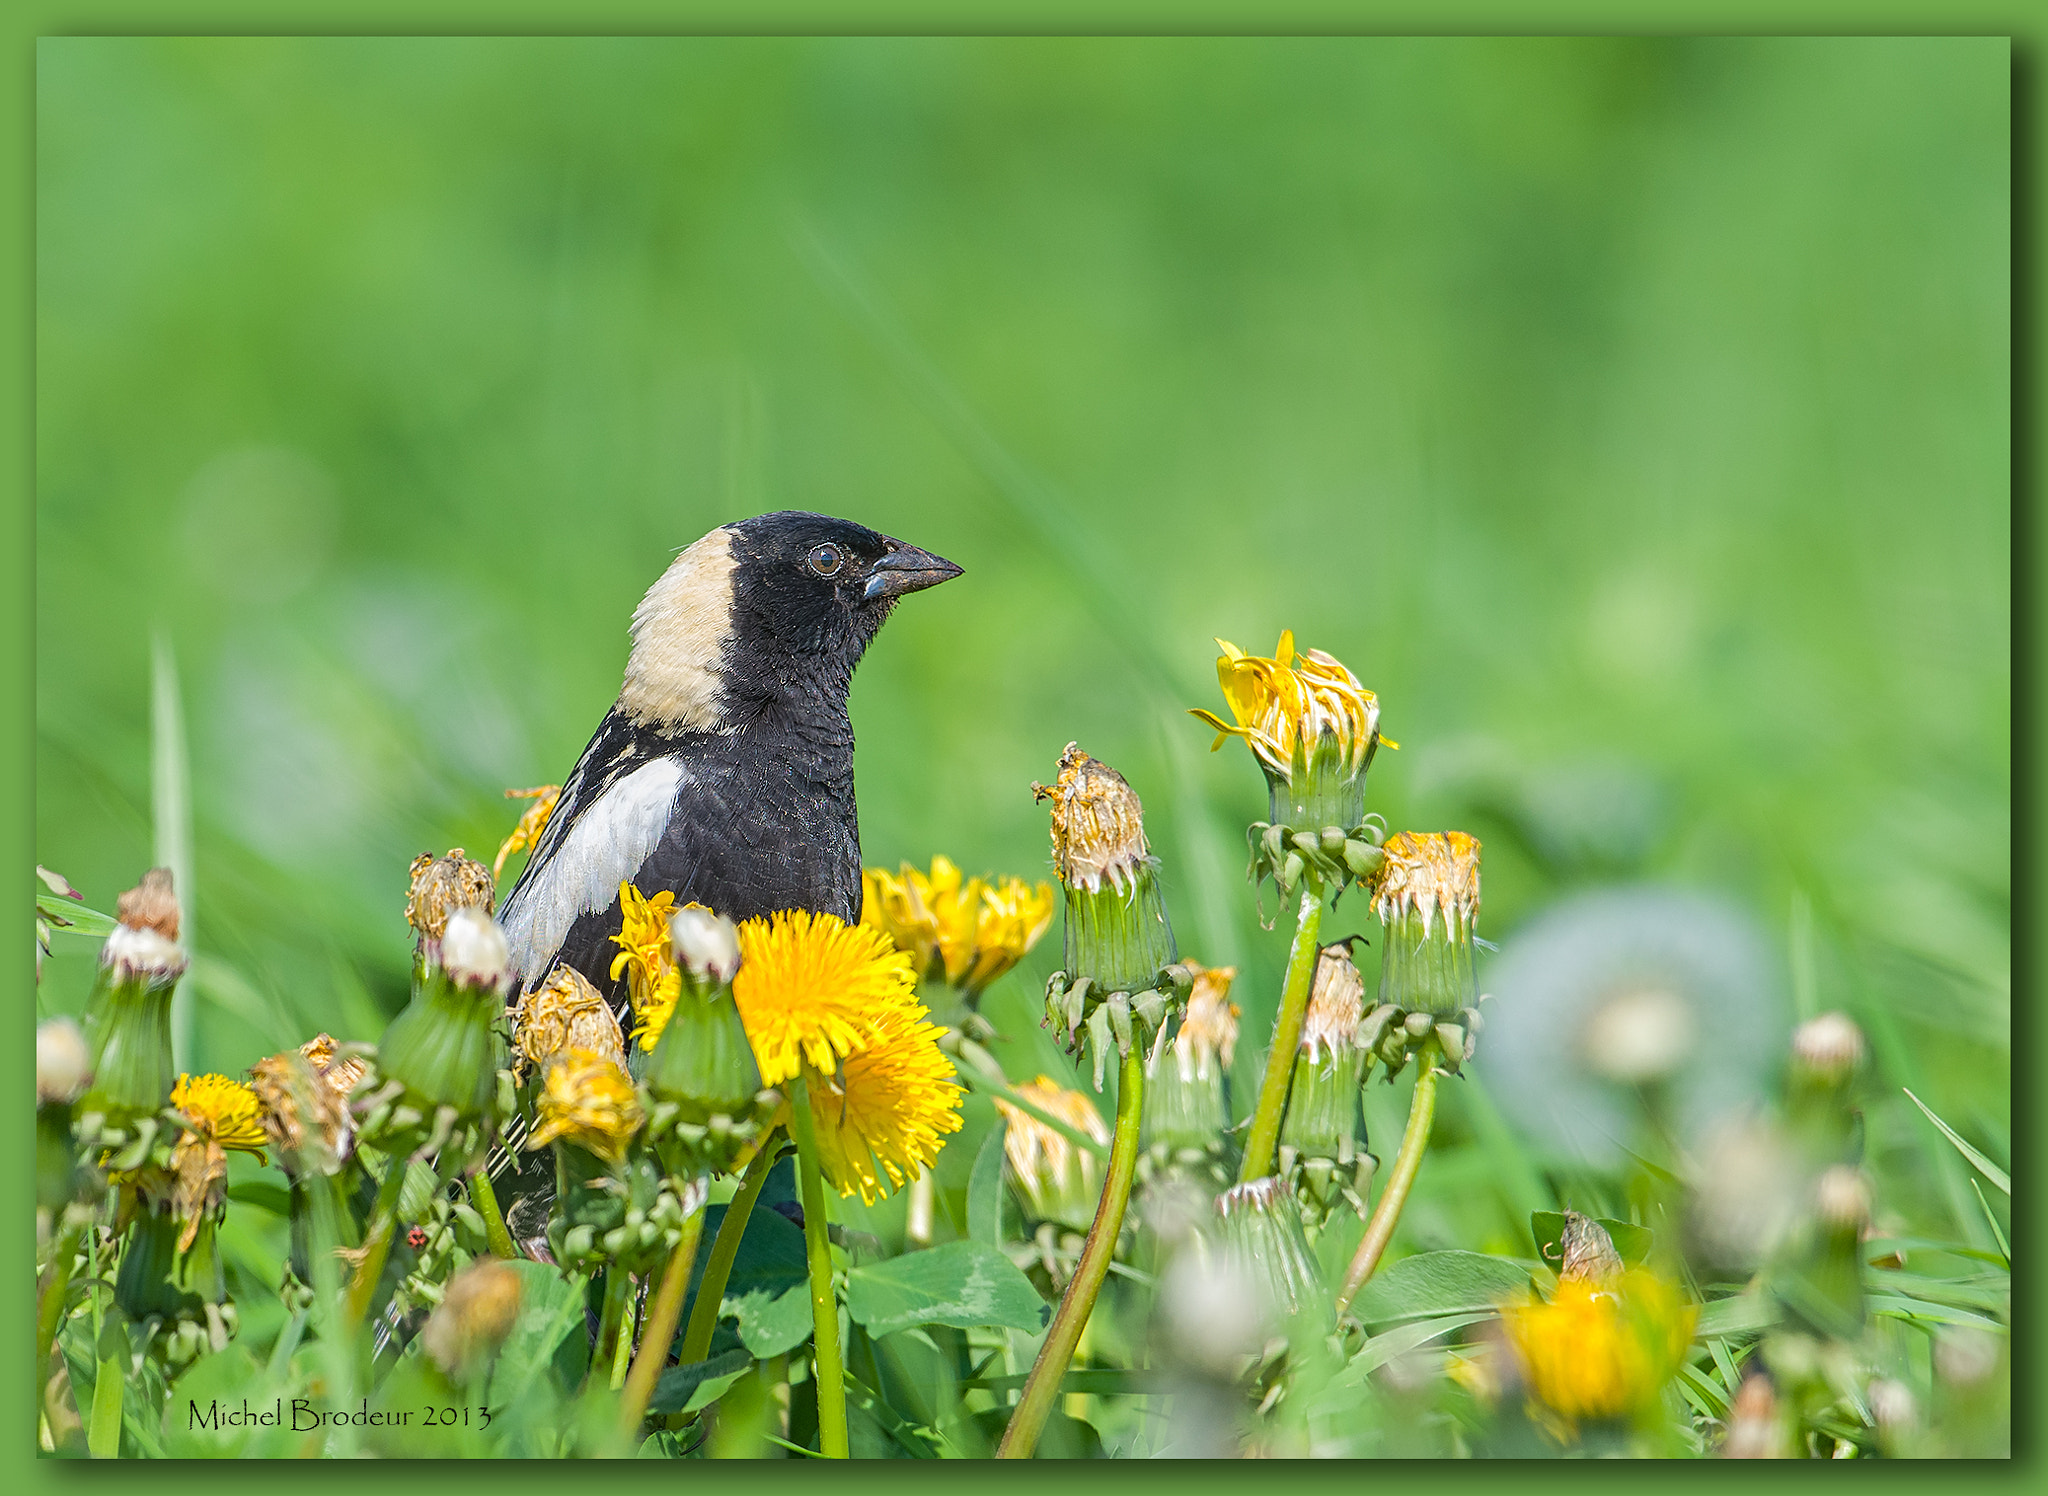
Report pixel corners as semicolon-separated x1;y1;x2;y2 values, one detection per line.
496;510;962;1002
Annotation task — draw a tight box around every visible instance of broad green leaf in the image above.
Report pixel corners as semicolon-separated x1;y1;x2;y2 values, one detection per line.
1350;1250;1534;1327
732;1282;813;1358
845;1240;1049;1337
648;1348;753;1415
966;1123;1006;1250
486;1260;589;1409
1529;1211;1652;1269
1904;1088;2009;1195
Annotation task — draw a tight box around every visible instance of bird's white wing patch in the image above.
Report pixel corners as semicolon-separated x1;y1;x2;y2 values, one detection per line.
500;757;685;987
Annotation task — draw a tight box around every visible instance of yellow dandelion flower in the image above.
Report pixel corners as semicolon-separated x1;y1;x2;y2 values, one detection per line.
609;882;685;1047
806;1005;965;1204
1189;631;1391;783
171;1072;268;1155
732;908;918;1087
165;1073;267;1250
1502;1268;1697;1428
493;784;561;878
525;1048;644;1166
862;856;1055;996
512;963;624;1077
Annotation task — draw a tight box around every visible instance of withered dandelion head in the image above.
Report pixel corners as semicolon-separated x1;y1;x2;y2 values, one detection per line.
300;1033;369;1098
732;908;918;1088
1033;744;1150;894
1174;961;1241;1082
1300;943;1366;1062
525;1048;644;1166
513;964;624;1077
996;1075;1108;1228
1370;832;1483;941
405;849;496;941
248;1051;352;1168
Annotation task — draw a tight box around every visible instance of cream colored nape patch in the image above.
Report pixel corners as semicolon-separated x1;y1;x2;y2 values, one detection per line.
619;527;737;731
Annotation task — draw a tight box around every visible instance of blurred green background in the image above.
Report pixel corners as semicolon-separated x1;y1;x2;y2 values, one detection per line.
36;38;2006;1244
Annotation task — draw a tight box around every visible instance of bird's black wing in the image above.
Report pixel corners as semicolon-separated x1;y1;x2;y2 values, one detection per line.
496;706;692;995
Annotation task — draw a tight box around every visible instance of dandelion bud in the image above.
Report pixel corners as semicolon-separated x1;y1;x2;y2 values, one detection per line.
77;870;188;1132
1142;962;1239;1170
1213;1175;1331;1332
1720;1372;1792;1458
996;1076;1109;1234
37;1018;91;1218
671;904;742;985
421;1258;522;1382
375;898;512;1145
37;1017;91;1107
1369;832;1481;1019
1035;745;1183;1072
1276;944;1374;1221
639;907;767;1175
1772;1164;1869;1340
1790;1012;1866;1085
1814;1165;1871;1233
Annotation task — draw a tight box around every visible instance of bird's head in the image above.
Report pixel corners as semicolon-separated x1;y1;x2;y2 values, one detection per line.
619;510;962;732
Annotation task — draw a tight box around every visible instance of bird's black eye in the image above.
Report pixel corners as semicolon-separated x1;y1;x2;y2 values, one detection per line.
808;543;844;577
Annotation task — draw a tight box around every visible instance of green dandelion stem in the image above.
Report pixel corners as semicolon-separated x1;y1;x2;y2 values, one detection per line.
1335;1034;1441;1316
1238;882;1326;1183
591;1265;635;1394
616;1199;706;1446
680;1129;784;1366
342;1153;412;1340
997;1042;1145;1460
788;1077;849;1458
466;1167;516;1260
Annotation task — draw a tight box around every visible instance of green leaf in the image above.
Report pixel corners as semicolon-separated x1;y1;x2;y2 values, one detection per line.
1903;1088;2009;1195
731;1282;813;1358
35;892;115;938
1349;1250;1534;1327
1529;1211;1652;1269
845;1240;1049;1337
1342;1312;1494;1382
487;1260;589;1409
966;1123;1006;1251
648;1348;753;1416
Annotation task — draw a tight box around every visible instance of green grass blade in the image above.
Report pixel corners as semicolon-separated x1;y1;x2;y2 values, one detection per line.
1903;1088;2009;1195
1971;1179;2010;1266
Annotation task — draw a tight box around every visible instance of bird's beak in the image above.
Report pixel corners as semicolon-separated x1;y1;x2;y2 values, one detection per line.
863;540;964;602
